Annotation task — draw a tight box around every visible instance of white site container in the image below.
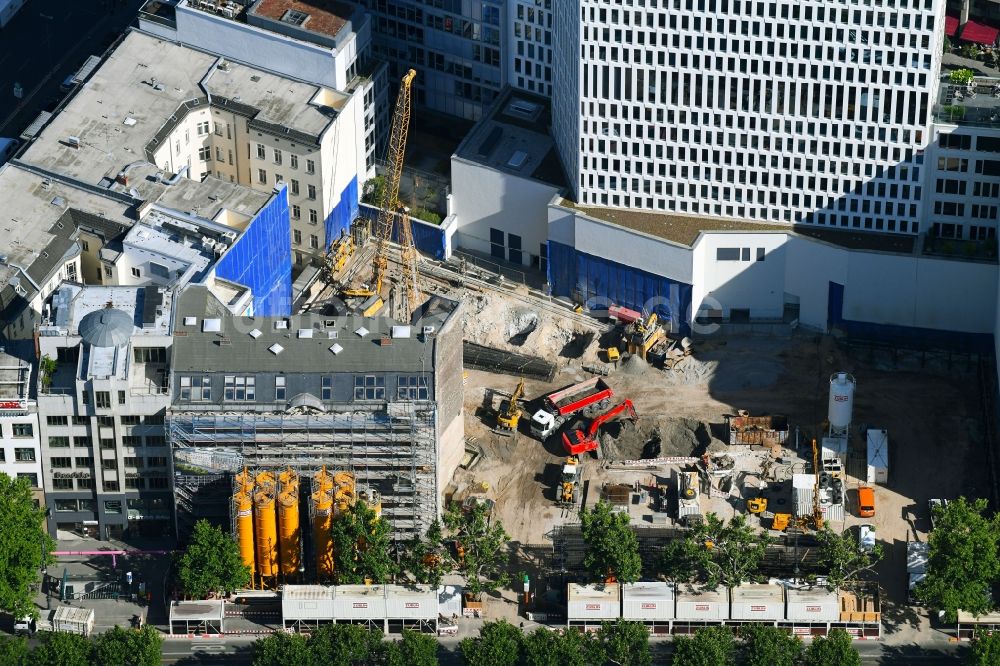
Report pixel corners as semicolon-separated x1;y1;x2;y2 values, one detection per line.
622;582;675;621
730;583;784;621
785;585;840;622
282;585;334;622
793;473;845;523
385;585;437;621
866;429;889;484
567;583;620;622
675;584;728;621
51;606;94;636
334;585;387;620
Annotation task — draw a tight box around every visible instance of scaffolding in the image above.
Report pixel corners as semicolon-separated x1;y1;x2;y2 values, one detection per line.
169;402;438;546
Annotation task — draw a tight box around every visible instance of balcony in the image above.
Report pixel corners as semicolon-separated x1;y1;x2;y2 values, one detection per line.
128;363;169;396
138;0;178;29
934;76;1000;128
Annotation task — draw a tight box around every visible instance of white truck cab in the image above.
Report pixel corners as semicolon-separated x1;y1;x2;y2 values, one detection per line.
530;410;557;439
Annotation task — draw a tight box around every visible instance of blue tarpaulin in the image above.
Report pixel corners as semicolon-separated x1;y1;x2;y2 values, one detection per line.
358;203;447;260
324;176;359;250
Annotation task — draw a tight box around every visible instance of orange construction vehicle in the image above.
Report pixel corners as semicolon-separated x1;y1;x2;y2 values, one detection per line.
561;399;638;455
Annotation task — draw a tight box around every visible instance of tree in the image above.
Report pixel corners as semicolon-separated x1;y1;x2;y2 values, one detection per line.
330;500;398;585
459;620;522;666
657;538;706;584
522;627;600;666
251;632;311;666
597;619;651;666
969;631;1000;666
33;631;93;666
401;520;451;587
672;626;736;666
0;473;54;618
363;175;388;205
816;527;883;594
916;497;1000;622
578;501;642;584
741;624;802;666
385;629;439;666
176;519;251;599
309;624;387;665
444;501;511;599
0;635;30;666
688;513;770;590
801;628;860;666
94;625;163;666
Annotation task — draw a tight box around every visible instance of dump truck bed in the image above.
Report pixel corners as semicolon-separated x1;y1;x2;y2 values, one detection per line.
545;377;613;416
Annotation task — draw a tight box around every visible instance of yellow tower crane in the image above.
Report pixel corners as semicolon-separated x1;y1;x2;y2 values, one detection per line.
343;69;420;318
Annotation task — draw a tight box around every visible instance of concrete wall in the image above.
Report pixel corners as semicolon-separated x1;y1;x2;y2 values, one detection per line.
450;157;559;266
692;232;791;320
433;301;464;514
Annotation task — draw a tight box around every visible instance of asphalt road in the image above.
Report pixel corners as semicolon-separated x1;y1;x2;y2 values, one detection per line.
0;0;147;140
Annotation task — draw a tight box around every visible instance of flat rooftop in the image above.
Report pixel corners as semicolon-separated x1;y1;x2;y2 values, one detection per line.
250;0;356;39
0;351;31;400
936;74;1000;127
46;283;173;338
19;29;330;212
455;87;566;188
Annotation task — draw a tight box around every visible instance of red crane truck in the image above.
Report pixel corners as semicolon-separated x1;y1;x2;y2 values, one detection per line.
562;399;638;455
530;377;613;439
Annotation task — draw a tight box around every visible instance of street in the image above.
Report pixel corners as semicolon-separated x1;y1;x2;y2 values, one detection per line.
0;0;147;140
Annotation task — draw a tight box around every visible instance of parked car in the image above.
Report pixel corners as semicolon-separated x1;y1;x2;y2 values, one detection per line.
0;138;20;165
857;486;875;518
859;524;876;554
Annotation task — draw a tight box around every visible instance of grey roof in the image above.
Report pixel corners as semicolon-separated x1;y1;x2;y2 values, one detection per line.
78;307;135;347
170;285;448;374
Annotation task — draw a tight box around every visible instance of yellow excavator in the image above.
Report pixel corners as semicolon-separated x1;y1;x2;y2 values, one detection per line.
557;456;581;506
496;379;525;431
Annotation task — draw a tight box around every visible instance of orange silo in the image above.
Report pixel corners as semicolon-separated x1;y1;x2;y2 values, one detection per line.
253;486;279;581
314;466;335;494
234;490;256;574
278;470;300;578
312;486;334;578
235;468;254;494
358;488;382;518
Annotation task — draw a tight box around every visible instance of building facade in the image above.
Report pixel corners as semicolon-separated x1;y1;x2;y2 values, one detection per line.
0;350;43;505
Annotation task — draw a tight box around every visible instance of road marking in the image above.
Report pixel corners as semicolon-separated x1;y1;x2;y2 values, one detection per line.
192;644;226;652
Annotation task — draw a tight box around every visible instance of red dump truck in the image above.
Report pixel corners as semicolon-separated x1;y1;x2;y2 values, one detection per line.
530;377;613;439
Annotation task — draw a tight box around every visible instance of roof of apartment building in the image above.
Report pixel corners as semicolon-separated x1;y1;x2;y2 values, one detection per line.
0;350;32;400
20;29;337;209
249;0;358;40
46;284;173;339
455;86;567;189
170;285;447;374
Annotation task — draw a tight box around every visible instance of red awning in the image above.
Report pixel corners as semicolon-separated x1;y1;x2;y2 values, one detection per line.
961;19;1000;46
945;14;959;38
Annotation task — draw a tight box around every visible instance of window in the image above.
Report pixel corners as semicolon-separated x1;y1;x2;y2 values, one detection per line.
716;247;741;261
291;179;300;196
124;456;142;468
47;416;68;427
125;478;143;490
72;416;88;426
104;266;113;279
52;478;73;490
306;159;315;174
120;415;140;426
100;439;115;450
12;423;32;438
258;169;267;184
273;148;282;165
397;376;429;400
149;477;169;489
104;501;122;514
104;481;120;492
354;375;385;400
275;376;286;401
224;376;256;401
307;184;317;200
292;205;301;220
48;437;70;448
310;234;319;249
275;173;284;184
75;457;93;467
321;376;332;400
293;229;302;244
256;143;266;159
756;248;766;262
81;241;90;252
198;146;211;161
55;500;78;512
97;416;114;427
197;121;210;136
17;473;38;488
50;457;71;468
145;436;165;447
290;154;298;169
180;376;211;401
134;347;166;363
146;456;167;467
122;436;141;447
73;436;92;448
77;478;94;489
14;448;35;462
282;8;309;25
309;209;318;224
95;391;111;409
102;459;117;471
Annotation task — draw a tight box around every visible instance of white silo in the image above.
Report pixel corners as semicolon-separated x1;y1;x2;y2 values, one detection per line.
828;372;855;435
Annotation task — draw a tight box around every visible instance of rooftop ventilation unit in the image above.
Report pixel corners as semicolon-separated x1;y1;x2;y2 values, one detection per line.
67;136;81;149
268;343;284;355
297;329;313;339
202;318;221;332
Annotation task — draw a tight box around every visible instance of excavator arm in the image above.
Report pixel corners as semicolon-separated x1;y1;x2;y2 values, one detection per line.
585;399;637;439
562;399;638;455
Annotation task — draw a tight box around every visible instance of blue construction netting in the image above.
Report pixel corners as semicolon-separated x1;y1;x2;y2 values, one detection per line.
215;186;292;316
548;240;693;335
358;203;447;259
324;176;359;250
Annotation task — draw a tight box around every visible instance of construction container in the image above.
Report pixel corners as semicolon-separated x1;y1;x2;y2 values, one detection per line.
821;436;848;465
793;473;845;523
866;429;889;484
677;471;700;520
726;414;789;447
784;585;840;622
622;582;674;621
51;606;95;636
254;487;279;579
839;590;880;623
567;583;620;624
730;582;784;621
278;483;301;578
312;488;334;578
907;541;928;574
281;585;334;624
234;490;255;571
385;585;437;620
334;585;387;619
674;584;727;620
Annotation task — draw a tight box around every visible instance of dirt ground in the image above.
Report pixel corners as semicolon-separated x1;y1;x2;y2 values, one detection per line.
450;288;989;637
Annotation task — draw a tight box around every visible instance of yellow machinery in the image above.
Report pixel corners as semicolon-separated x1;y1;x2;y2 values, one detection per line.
557;456;581;506
315;466;335;494
312;486;334;579
277;469;300;579
325;230;355;279
811;438;825;531
604;347;620;364
627;311;665;361
747;497;767;514
342;69;420;316
772;513;792;531
253;483;279;581
235;490;255;574
496;379;525;431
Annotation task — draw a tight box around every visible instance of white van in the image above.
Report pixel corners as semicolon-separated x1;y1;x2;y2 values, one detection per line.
0;138;19;165
14;615;34;636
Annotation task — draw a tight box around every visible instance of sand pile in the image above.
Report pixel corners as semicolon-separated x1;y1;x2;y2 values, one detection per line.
598;416;727;460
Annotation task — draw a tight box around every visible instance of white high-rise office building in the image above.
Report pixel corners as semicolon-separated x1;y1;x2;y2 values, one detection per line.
552;0;945;235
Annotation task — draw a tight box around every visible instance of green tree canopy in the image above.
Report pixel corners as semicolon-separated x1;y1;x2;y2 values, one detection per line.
176;519;251;599
741;624;802;666
689;513;770;590
400;519;451;587
657;538;706;584
309;623;387;665
801;628;861;666
672;626;736;666
522;627;601;666
251;632;311;666
94;626;162;666
0;635;30;666
459;620;522;666
969;630;1000;666
385;629;440;666
33;631;94;666
916;497;1000;622
816;527;883;594
597;619;651;666
444;501;511;599
579;501;642;584
0;474;54;618
330;500;398;585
